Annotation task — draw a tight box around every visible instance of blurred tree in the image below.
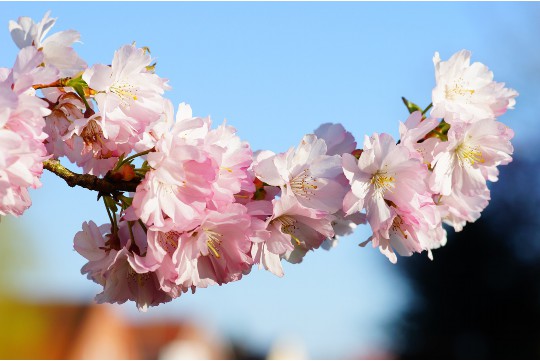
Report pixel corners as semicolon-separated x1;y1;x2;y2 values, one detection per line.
391;153;540;359
0;218;54;358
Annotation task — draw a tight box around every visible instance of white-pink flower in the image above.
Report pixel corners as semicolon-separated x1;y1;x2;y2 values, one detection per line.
43;92;85;158
431;50;518;124
83;44;170;131
0;47;54;216
74;219;174;311
173;203;254;288
342;133;432;234
0;129;46;216
266;195;335;266
366;194;442;263
436;187;491;232
313;122;357;156
321;210;366;250
253;134;348;213
202;122;254;208
140;225;187;298
131;115;217;229
429;119;514;197
73;220;118;285
398;111;440;162
63;113;129;176
9;11;87;77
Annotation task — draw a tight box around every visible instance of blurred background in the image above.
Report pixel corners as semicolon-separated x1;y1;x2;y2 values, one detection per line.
0;2;539;359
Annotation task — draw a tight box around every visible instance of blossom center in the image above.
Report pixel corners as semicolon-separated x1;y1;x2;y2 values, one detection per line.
81;118;105;146
158;230;180;255
390;216;408;240
445;77;475;101
456;142;485;166
80;118;113;159
289;169;318;199
370;171;395;194
127;266;150;287
110;81;138;106
205;229;223;258
276;215;301;245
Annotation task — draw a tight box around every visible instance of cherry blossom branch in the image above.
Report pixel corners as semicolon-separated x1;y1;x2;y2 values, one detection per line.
43;159;140;195
32;78;70;90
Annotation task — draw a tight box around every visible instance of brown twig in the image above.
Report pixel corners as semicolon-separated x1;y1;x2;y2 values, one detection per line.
43;159;140;195
32;78;70;90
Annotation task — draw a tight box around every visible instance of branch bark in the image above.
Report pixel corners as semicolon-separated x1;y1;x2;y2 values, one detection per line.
43;159;140;194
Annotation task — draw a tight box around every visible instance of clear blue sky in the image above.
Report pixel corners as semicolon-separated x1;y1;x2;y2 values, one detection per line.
0;2;538;358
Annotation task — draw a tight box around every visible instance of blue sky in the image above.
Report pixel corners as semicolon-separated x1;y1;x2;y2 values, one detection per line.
0;2;538;358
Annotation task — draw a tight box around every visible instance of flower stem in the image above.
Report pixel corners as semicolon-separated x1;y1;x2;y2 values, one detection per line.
43;159;140;194
422;103;433;115
103;197;116;232
115;148;154;171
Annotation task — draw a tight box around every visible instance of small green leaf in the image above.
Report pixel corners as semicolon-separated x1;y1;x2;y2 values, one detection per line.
66;76;91;110
119;195;133;208
402;97;423;114
104;196;118;213
145;62;156;73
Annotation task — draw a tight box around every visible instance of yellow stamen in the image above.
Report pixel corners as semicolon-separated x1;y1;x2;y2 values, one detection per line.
127;267;150;287
159;230;180;255
456;142;485;166
445;77;476;100
206;230;223;258
289;169;318;199
110;81;139;106
275;215;301;245
81;118;105;146
391;217;408;239
370;171;395;194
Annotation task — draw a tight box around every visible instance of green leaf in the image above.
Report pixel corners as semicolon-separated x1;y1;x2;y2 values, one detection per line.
104;196;118;213
66;76;91;110
402;97;423;114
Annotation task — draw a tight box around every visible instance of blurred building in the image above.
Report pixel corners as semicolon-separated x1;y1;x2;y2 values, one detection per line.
0;299;232;359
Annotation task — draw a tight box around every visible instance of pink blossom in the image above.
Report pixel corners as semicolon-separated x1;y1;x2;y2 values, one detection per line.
365;194;442;263
398;111;440;161
131;117;218;229
267;195;335;265
245;200;283;276
429;119;514;197
437;186;491;232
321;210;366;250
342;133;432;233
63;113;127;176
0;129;46;215
95;248;173;312
313;122;357;156
431;50;518;124
173;203;254;288
133;99;176;153
140;225;189;298
83;44;170;131
253;134;348;213
202;122;253;208
74;219;174;311
9;11;86;77
73;220;118;285
0;48;54;216
43;92;85;158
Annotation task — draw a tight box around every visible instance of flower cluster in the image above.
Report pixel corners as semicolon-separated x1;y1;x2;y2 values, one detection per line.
0;17;60;216
342;50;516;263
0;13;517;310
